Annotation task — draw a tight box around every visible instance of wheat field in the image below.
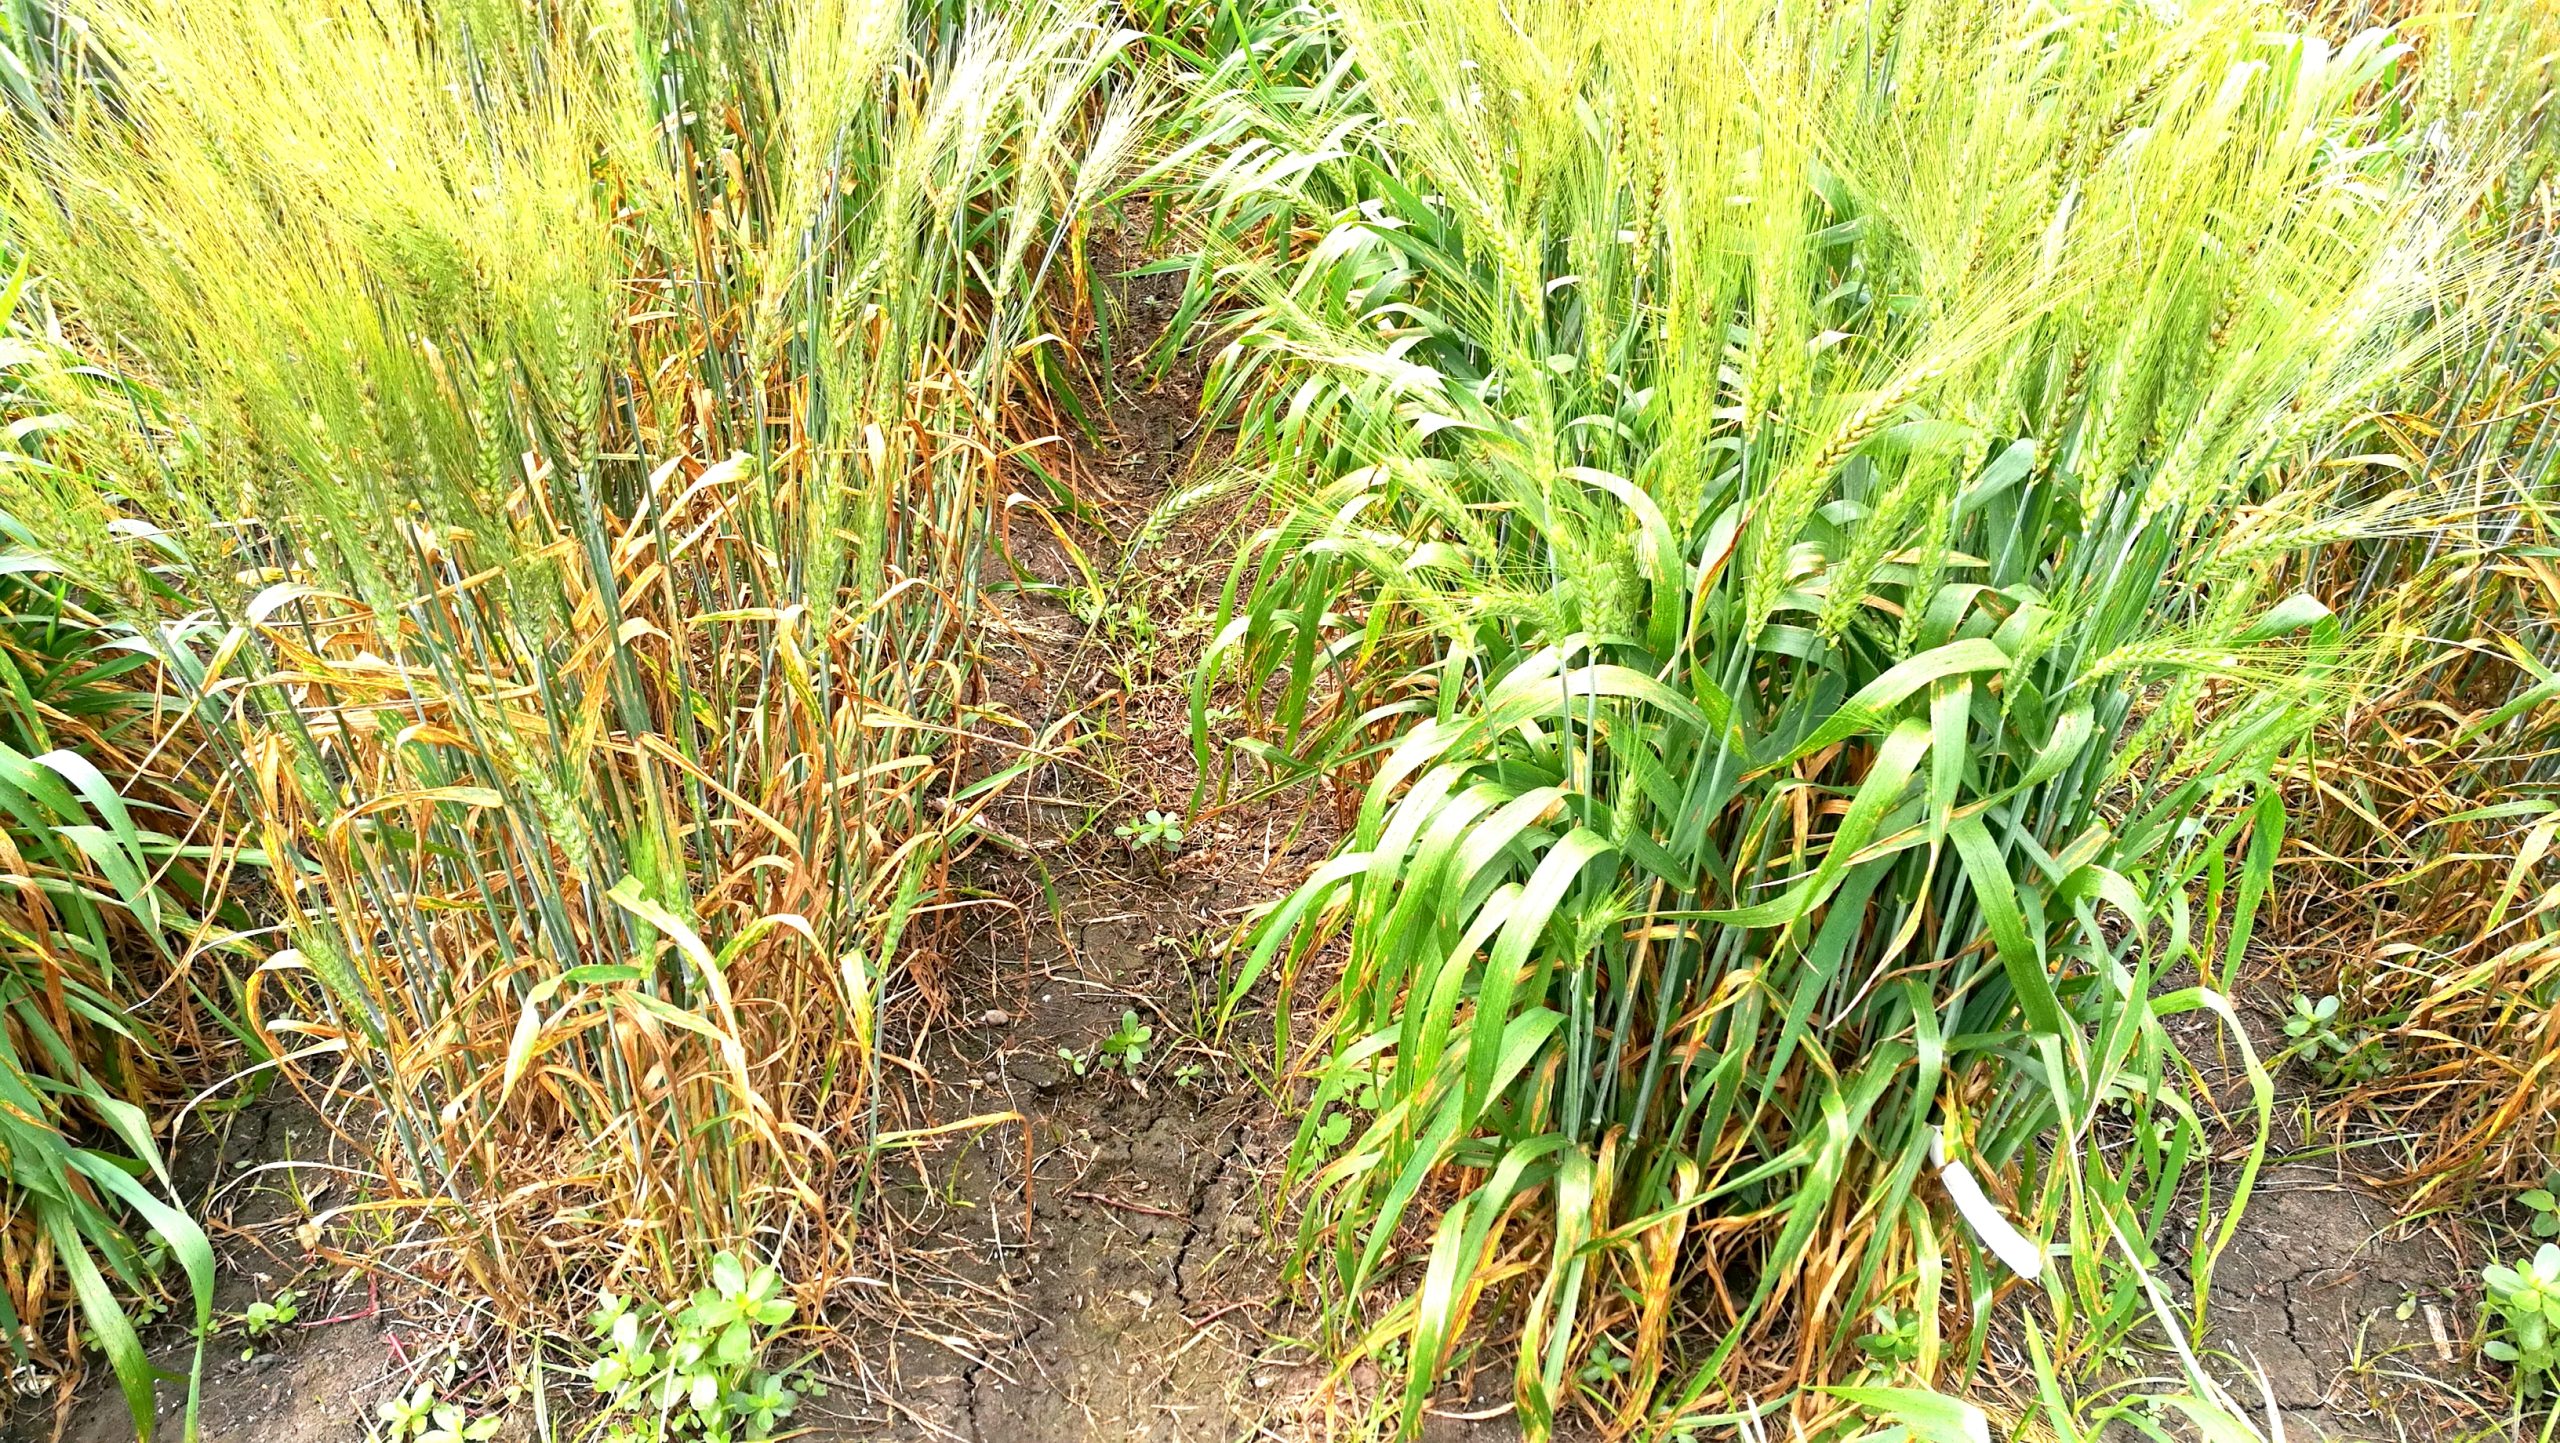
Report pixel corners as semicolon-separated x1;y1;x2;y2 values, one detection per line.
0;0;2553;1438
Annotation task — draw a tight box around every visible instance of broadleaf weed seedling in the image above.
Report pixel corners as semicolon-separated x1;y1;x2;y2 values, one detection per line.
1576;1334;1631;1389
375;1386;499;1443
376;1386;437;1440
587;1251;802;1441
2483;1244;2560;1400
1114;809;1185;855
1312;1065;1386;1150
1100;1010;1154;1075
374;1346;509;1441
2521;1173;2560;1241
2281;992;2389;1083
1854;1307;1923;1368
235;1286;300;1359
420;1406;501;1443
238;1287;299;1339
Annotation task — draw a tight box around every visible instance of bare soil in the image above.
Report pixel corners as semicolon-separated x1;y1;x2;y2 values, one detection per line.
18;1099;435;1443
2138;995;2504;1441
801;867;1303;1443
777;234;1401;1442
2203;1164;2479;1440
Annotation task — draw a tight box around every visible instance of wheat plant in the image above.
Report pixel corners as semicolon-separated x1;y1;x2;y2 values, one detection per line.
2268;0;2560;1211
0;0;1141;1336
1181;0;2532;1432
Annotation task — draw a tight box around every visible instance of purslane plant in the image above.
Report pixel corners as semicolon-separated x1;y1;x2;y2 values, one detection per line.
2485;1244;2560;1400
587;1252;800;1443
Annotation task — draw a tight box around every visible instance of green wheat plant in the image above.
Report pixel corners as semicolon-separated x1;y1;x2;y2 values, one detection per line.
0;0;1144;1338
0;265;223;1438
1181;0;2532;1433
2264;0;2560;1212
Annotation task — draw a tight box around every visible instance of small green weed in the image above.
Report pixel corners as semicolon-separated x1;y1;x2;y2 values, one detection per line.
2282;993;2389;1083
1854;1308;1923;1368
588;1251;801;1441
2520;1173;2560;1241
239;1287;300;1339
420;1406;500;1443
1114;809;1185;854
2483;1244;2560;1399
1313;1071;1384;1149
1100;1010;1154;1075
1576;1335;1630;1389
376;1386;499;1443
235;1286;301;1358
377;1387;437;1439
